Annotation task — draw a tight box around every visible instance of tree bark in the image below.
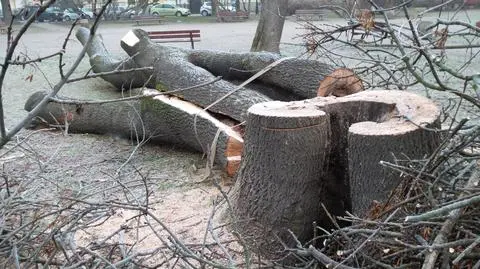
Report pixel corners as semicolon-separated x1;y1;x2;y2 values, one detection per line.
229;90;441;256
250;0;288;53
76;27;151;90
188;50;339;99
24;90;243;175
77;27;363;120
120;29;272;123
1;0;12;25
229;101;331;255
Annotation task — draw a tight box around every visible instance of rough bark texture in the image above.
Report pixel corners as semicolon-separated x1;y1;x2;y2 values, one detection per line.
307;91;441;217
76;27;151;90
346;91;442;215
1;0;12;24
78;27;362;118
230;90;441;256
24;90;243;174
250;0;289;53
120;29;272;122
189;50;337;99
229;102;330;254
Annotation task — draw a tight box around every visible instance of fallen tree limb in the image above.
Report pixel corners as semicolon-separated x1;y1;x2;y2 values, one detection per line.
188;50;363;99
77;27;364;121
421;162;480;269
76;27;152;89
24;90;243;175
120;29;272;122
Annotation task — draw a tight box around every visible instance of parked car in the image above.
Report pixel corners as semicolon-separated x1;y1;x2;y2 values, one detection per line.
464;0;480;6
81;7;94;19
150;3;191;17
21;5;63;22
410;0;467;9
63;8;84;21
104;6;135;20
200;1;212;16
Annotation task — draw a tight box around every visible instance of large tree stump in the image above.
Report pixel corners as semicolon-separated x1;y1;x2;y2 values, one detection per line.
229;90;441;257
229;102;330;250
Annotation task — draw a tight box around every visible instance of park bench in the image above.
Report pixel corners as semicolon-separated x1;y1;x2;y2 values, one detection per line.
147;30;200;49
133;15;165;26
216;11;249;22
0;20;7;34
295;9;327;21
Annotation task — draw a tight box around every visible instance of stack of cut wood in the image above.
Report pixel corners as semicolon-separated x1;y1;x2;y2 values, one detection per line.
25;28;445;258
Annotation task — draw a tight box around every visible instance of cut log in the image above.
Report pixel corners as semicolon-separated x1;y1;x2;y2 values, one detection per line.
77;27;364;121
188;50;341;99
317;68;364;97
229;90;441;256
120;29;272;122
228;101;330;254
345;91;442;215
24;90;243;175
76;27;151;90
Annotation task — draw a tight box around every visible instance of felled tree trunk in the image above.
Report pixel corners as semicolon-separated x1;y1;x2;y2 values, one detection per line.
24;90;243;175
77;27;363;121
120;29;272;123
188;50;354;99
229;90;441;257
119;29;364;120
76;27;151;90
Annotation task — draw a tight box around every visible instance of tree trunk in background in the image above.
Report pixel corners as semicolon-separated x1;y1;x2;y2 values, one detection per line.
250;0;288;53
1;0;12;24
137;0;148;14
356;0;369;9
212;0;217;15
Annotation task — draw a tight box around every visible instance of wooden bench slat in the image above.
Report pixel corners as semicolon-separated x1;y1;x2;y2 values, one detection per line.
151;39;201;43
146;30;201;49
149;34;200;39
216;11;249;22
134;16;165;26
147;30;200;35
295;10;326;14
294;9;327;21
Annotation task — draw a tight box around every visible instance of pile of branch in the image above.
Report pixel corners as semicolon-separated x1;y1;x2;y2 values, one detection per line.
289;123;480;268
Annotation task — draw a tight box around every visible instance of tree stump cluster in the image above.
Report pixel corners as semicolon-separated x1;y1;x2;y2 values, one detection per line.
25;27;442;255
230;91;441;255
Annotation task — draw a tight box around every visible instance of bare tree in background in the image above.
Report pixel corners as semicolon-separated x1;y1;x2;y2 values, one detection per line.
250;0;288;53
1;0;13;23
